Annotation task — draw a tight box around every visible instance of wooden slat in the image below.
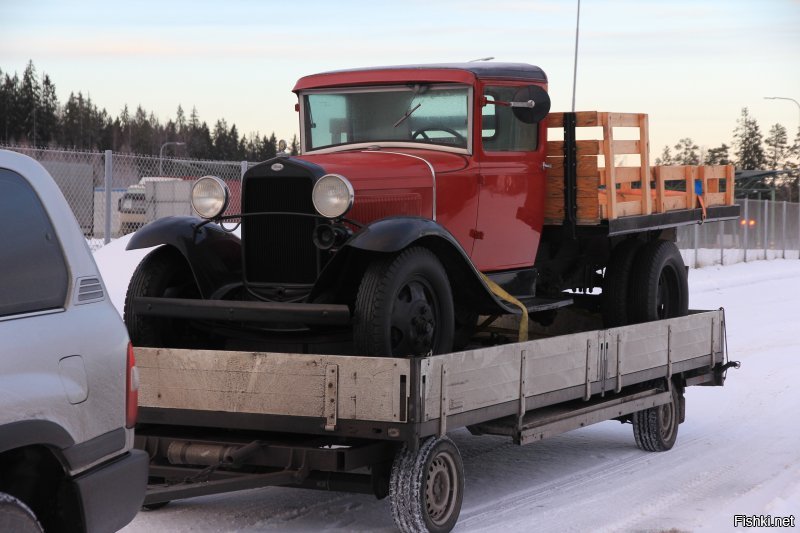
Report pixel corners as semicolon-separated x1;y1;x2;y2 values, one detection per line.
684;166;697;211
546;140;601;157
615;200;643;217
724;165;735;205
654;167;666;213
656;166;689;181
705;192;726;206
546;111;602;128
546;175;600;198
611;140;641;155
545;156;599;178
663;195;687;211
607;113;642;127
614;167;643;184
638;114;652;215
600;113;618;218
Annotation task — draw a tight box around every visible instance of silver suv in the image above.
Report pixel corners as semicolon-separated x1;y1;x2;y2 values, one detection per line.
0;150;147;532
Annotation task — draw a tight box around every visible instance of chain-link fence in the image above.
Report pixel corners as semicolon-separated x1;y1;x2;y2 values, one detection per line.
4;144;800;267
2;145;247;248
677;199;800;267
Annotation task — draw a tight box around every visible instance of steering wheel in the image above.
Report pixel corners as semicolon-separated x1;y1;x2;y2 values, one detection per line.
411;126;467;146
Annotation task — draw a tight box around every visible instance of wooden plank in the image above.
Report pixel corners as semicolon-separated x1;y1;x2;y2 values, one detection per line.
546;140;601;157
663;195;687;211
546;111;601;128
615;200;643;217
600;113;618;219
545;156;599;178
705;192;726;206
546;176;599;198
638;114;652;215
614;167;643;184
611;140;641;155
607;112;641;127
654;166;666;213
684;166;697;211
724;164;735;205
656;166;689;181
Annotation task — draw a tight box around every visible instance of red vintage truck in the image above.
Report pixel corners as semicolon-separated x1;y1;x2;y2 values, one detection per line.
124;62;737;355
124;63;740;532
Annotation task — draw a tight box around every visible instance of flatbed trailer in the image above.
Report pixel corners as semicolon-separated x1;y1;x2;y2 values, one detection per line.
133;308;736;532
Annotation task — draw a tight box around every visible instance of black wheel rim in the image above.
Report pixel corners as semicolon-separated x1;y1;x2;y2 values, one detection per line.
656;266;681;319
390;276;439;356
425;451;459;527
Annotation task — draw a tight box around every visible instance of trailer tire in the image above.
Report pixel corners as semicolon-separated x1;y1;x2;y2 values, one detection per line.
632;383;682;451
390;437;464;533
124;246;205;348
0;492;43;533
629;240;688;324
354;247;454;357
601;239;643;327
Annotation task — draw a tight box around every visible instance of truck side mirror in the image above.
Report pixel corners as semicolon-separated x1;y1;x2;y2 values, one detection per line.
512;85;550;124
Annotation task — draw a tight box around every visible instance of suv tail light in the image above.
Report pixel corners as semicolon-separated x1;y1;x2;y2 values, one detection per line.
126;342;139;428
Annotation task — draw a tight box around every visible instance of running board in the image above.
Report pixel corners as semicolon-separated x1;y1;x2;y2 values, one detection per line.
518;296;574;313
472;388;671;445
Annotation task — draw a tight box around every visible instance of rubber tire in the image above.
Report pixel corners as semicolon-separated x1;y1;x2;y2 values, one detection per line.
452;308;478;351
632;383;682;452
124;246;201;348
354;247;454;357
601;239;643;328
0;493;43;533
628;240;689;324
390;437;465;533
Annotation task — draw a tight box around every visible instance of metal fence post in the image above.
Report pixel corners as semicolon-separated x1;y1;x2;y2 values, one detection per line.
240;161;248;179
693;223;699;269
104;150;113;244
763;200;769;260
782;201;787;259
743;199;749;263
718;219;724;266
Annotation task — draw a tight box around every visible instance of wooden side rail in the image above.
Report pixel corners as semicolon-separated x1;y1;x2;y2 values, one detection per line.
545;111;735;225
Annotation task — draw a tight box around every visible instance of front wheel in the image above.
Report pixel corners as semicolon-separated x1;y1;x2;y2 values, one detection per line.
354;247;454;357
390;437;465;533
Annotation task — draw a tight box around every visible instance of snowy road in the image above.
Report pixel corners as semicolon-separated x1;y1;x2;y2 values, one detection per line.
109;258;800;532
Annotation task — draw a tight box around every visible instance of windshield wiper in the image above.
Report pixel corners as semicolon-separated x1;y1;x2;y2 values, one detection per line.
393;103;421;128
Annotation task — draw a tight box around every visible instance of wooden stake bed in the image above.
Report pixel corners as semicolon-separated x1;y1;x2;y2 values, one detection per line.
545;111;736;226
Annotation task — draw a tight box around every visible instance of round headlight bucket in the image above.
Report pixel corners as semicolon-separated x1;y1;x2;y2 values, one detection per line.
312;174;354;219
191;176;229;219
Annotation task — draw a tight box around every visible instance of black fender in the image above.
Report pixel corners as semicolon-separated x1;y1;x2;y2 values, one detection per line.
311;217;517;315
126;216;242;299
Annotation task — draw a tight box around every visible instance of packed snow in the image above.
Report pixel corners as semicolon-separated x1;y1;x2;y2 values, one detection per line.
91;240;800;532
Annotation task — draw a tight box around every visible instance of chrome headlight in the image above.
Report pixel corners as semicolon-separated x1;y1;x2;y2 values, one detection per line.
191;176;229;219
312;174;354;219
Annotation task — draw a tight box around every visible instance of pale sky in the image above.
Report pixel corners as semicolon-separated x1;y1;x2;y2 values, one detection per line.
1;0;798;157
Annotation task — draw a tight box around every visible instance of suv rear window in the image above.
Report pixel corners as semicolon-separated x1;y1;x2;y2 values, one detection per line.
0;169;69;317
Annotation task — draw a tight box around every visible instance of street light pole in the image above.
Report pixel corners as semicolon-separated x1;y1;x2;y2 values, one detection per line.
159;141;186;175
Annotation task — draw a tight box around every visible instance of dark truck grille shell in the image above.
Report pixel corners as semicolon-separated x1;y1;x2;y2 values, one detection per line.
242;176;317;284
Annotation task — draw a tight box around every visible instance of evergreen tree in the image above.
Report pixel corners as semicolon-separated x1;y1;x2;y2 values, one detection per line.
38;74;59;146
733;107;765;170
655;145;673;166
764;123;789;170
290;134;299;155
704;144;730;165
673;138;699;165
18;60;41;146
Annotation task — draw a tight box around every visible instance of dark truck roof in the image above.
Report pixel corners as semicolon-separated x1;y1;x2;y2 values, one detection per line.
294;62;547;91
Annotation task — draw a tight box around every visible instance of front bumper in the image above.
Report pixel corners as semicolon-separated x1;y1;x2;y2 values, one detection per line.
72;449;148;533
133;297;352;326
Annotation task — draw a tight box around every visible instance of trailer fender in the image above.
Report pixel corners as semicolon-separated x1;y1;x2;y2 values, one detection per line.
311;217;516;315
126;216;242;298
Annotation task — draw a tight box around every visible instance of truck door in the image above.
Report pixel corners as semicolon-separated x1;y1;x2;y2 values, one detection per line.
471;84;547;272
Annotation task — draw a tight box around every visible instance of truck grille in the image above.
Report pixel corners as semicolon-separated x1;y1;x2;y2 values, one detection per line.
242;176;317;284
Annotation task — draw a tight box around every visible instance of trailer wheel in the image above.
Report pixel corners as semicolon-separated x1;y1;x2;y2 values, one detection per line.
0;492;43;533
629;240;688;324
632;383;682;451
354;247;454;357
124;246;204;348
601;239;643;327
390;437;464;533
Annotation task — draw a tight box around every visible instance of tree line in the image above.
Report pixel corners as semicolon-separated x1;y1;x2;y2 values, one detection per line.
655;108;799;200
0;60;298;160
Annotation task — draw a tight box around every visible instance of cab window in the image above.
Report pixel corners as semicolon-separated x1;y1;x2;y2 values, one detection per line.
481;86;539;152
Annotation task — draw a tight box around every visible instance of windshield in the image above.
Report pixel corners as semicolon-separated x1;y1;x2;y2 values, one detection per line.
302;84;471;151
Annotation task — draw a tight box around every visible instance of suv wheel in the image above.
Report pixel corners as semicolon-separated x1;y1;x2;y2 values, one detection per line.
0;492;43;533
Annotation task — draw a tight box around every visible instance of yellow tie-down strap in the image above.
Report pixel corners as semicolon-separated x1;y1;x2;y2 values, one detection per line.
480;273;529;343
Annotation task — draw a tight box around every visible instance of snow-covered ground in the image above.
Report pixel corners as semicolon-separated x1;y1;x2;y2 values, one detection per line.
92;241;800;532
